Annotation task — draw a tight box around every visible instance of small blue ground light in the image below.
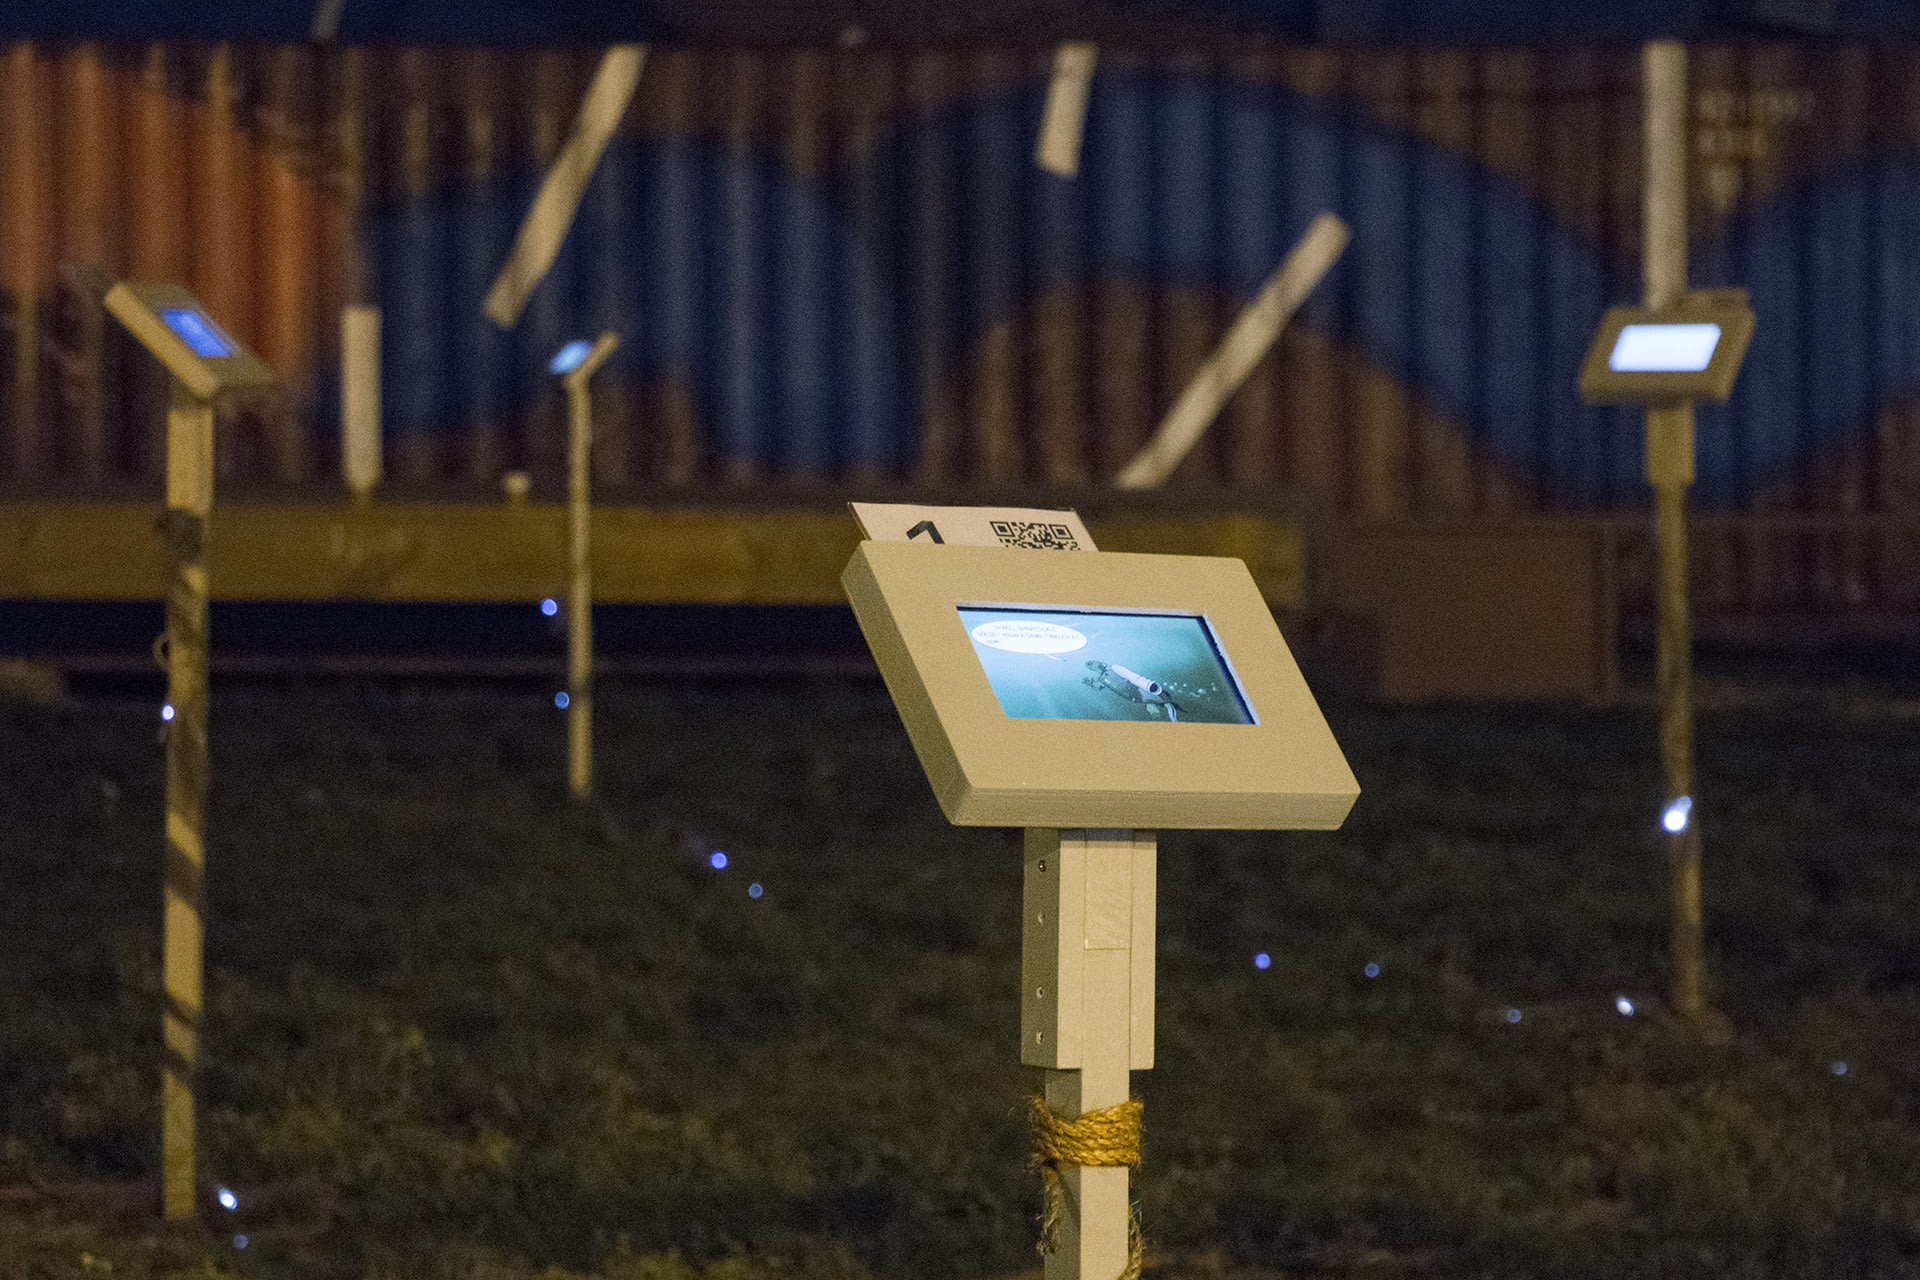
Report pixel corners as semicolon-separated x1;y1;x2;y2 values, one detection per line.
541;597;558;617
1616;995;1635;1016
709;851;728;870
1506;1008;1523;1024
217;1187;237;1210
1833;1061;1848;1076
1253;952;1271;970
233;1235;248;1249
161;703;175;721
554;691;569;709
1364;961;1380;978
748;883;763;899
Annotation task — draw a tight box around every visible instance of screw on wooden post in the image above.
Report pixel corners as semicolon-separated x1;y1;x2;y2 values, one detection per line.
162;383;213;1222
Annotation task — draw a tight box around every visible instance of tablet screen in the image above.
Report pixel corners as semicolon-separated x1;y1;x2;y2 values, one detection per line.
959;606;1255;724
159;308;235;359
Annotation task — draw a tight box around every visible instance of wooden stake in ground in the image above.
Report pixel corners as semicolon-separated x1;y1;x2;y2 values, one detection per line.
556;332;621;799
1642;40;1713;1031
103;281;273;1221
161;382;213;1222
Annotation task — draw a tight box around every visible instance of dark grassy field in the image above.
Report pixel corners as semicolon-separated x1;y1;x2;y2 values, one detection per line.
3;671;1920;1278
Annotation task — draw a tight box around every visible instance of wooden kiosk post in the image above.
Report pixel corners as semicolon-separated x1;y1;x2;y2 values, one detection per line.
550;332;620;799
843;506;1358;1280
103;282;272;1221
1578;63;1754;1029
1023;827;1155;1279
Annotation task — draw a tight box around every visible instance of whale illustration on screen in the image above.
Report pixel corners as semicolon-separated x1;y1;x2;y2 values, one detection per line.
1084;660;1183;721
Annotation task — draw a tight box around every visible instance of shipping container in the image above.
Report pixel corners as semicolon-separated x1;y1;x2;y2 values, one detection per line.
0;40;1917;623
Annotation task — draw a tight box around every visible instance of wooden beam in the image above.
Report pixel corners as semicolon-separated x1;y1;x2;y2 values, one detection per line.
0;501;1307;611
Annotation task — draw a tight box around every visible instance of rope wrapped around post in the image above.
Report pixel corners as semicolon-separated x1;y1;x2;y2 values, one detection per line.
1028;1095;1144;1280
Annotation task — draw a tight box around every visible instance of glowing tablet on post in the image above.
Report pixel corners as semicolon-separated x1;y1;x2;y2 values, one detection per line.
549;333;619;383
1579;295;1754;404
102;282;271;399
1609;322;1720;373
159;308;236;359
959;607;1255;725
549;339;593;375
843;540;1356;830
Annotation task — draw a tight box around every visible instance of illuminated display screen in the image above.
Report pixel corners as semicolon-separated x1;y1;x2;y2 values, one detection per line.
959;606;1254;724
549;339;593;375
1609;322;1721;373
159;308;235;359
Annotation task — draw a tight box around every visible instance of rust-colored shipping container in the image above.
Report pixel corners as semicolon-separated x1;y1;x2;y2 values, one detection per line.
0;39;1917;630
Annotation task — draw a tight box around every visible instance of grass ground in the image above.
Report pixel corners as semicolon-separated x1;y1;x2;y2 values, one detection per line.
3;671;1919;1278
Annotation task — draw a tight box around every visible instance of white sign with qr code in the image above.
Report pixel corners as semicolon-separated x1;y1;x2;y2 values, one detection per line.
848;502;1097;552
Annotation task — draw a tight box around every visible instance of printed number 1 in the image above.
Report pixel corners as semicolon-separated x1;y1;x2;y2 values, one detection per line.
906;520;944;544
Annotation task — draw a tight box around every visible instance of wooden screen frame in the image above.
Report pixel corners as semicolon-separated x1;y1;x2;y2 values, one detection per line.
843;540;1358;829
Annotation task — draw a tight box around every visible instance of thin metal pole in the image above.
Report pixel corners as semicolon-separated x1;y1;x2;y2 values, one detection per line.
162;383;213;1221
1643;40;1708;1027
566;380;593;798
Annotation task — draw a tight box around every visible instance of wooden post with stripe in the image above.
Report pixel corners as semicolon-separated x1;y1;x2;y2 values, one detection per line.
162;381;213;1222
102;280;270;1223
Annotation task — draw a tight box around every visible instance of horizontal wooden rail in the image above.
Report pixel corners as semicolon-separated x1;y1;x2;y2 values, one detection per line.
0;500;1306;611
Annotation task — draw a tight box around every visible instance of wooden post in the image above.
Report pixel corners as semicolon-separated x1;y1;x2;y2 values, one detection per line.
341;304;381;501
566;373;593;798
162;381;214;1222
557;331;617;799
1023;829;1155;1280
60;46;111;481
1643;40;1709;1029
6;43;44;481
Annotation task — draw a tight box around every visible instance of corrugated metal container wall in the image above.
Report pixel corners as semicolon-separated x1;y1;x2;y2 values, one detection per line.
2;41;1919;618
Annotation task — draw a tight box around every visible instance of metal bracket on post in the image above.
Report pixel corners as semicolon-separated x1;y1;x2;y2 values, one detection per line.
1022;828;1155;1280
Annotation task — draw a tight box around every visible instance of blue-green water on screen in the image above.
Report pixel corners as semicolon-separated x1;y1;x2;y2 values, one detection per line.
958;607;1254;724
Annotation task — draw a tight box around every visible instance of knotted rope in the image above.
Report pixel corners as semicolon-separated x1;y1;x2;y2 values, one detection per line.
1028;1095;1144;1280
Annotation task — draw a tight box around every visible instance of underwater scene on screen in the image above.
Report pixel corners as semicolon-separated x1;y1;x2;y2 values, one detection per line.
958;607;1254;725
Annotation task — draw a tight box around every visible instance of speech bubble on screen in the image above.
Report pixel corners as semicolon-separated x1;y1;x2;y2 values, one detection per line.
969;620;1088;655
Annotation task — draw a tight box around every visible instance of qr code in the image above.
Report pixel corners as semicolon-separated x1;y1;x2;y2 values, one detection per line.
990;520;1081;551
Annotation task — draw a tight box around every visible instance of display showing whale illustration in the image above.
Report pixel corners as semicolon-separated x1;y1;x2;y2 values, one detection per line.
1084;660;1183;721
961;606;1251;724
